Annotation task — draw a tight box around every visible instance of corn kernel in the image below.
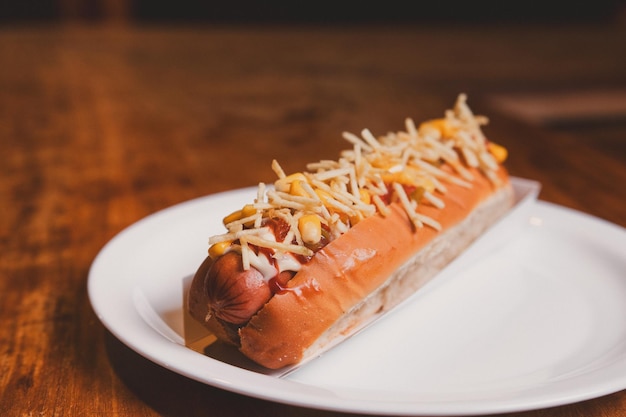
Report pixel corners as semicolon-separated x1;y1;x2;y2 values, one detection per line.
359;189;371;205
222;209;243;225
209;240;233;258
298;214;322;245
349;211;364;226
315;189;332;206
285;172;307;182
488;142;508;163
419;118;456;138
241;204;257;217
223;204;257;226
275;172;307;192
381;171;414;186
289;180;309;197
420;177;436;194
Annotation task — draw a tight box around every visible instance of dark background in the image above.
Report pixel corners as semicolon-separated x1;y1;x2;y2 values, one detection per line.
1;0;625;24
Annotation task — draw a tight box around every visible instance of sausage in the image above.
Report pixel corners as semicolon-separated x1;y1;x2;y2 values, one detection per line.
204;251;297;325
204;251;271;325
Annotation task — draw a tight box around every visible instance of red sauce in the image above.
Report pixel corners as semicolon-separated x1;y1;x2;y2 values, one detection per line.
257;246;277;267
268;271;295;294
261;216;331;256
268;276;288;294
268;273;320;297
263;217;291;242
248;217;331;296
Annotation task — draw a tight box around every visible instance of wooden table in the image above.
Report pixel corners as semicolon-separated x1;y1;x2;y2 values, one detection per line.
1;23;625;416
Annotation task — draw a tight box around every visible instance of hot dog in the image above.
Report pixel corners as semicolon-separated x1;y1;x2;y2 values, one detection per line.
188;94;514;369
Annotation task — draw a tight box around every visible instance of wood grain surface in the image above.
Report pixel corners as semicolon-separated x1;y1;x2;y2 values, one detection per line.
1;24;625;416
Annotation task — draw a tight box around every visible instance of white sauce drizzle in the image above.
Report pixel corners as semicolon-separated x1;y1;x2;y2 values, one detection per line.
247;229;303;280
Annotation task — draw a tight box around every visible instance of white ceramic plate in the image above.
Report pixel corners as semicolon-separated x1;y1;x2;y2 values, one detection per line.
88;178;626;416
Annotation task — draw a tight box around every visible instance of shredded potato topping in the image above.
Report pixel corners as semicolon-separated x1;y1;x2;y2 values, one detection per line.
208;94;507;266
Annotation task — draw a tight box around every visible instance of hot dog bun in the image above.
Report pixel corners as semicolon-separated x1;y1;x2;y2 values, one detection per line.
239;168;512;368
188;94;514;369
